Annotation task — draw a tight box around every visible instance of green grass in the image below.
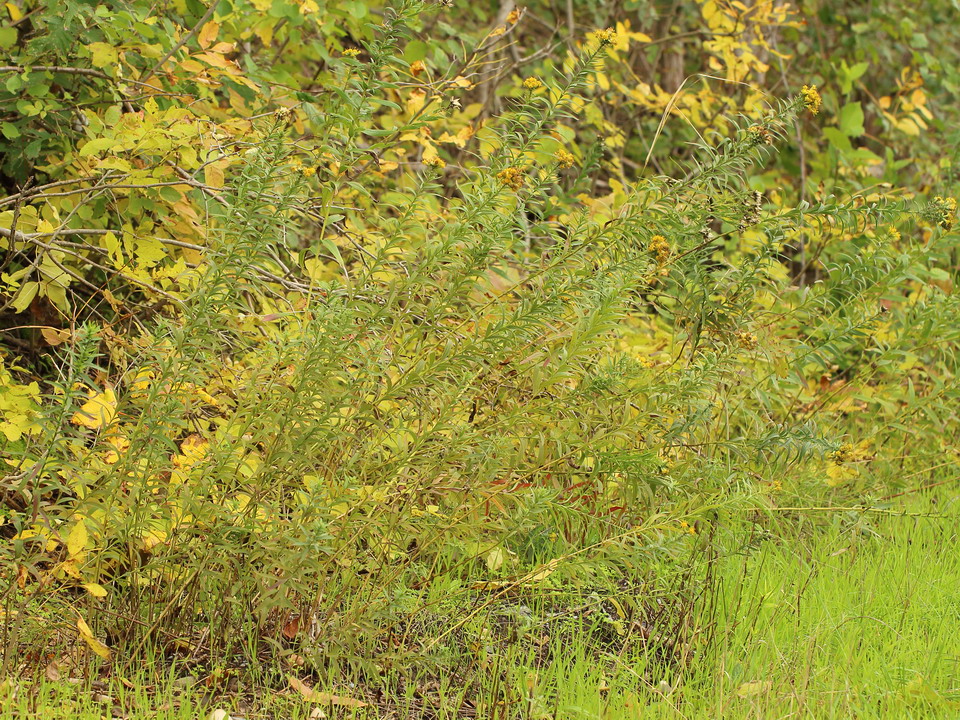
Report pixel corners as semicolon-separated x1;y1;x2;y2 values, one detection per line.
686;488;960;719
5;486;958;719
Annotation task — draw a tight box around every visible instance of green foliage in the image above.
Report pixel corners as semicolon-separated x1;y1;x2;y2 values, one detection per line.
0;0;958;714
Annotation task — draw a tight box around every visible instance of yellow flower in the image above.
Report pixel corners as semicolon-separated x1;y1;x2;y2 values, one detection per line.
342;48;361;57
648;234;670;264
496;166;525;190
747;124;773;146
735;330;758;350
829;442;854;464
593;28;616;46
424;154;446;169
522;76;542;90
555;148;576;169
800;84;822;115
932;196;957;229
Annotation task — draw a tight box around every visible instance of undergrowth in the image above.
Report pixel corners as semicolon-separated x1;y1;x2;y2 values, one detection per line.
0;1;958;717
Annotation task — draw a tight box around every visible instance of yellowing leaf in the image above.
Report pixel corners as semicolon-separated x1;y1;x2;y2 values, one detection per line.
406;88;427;116
140;528;167;552
206;162;226;189
88;42;119;69
40;327;70;346
66;520;88;558
77;617;112;659
198;21;219;49
82;583;108;598
486;547;505;572
173;434;208;467
11;281;38;313
194;51;237;71
737;681;772;698
79;137;116;157
71;387;117;430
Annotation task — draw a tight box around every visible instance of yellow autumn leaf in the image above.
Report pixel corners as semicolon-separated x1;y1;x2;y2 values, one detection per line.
198;21;219;49
140;528;168;552
421;143;443;167
486;547;506;572
406;88;426;115
40;327;70;346
71;387;118;430
66;520;88;558
61;559;83;579
82;583;108;598
77;617;112;659
103;432;130;464
172;434;208;467
206;161;226;189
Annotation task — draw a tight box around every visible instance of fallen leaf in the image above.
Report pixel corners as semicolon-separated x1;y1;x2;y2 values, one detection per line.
486;547;505;572
282;615;301;639
288;676;367;707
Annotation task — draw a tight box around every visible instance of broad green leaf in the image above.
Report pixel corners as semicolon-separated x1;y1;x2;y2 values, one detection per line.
0;26;16;49
404;40;427;62
79;137;116;157
11;281;38;313
839;102;865;137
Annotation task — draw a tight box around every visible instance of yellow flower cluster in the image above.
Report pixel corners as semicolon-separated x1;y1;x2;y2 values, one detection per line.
932;196;957;229
555;148;576;169
829;442;855;464
496;166;525;190
594;28;616;46
747;124;773;146
800;85;822;115
288;157;316;177
522;76;543;90
424;154;445;168
648;234;670;264
735;330;758;350
342;48;361;57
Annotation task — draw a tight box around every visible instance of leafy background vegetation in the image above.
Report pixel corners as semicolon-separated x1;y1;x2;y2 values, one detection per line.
1;0;958;717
